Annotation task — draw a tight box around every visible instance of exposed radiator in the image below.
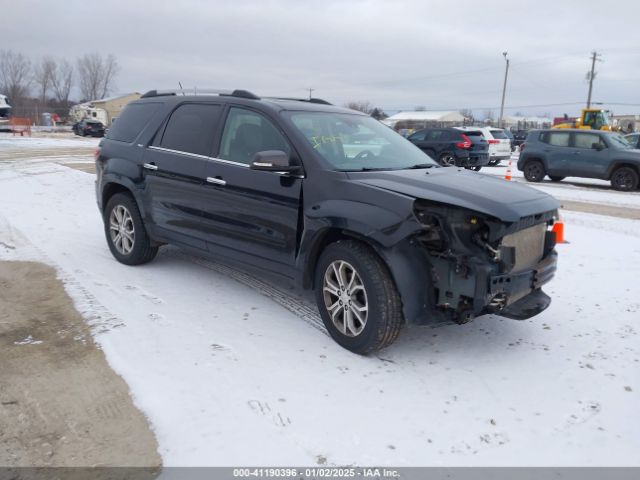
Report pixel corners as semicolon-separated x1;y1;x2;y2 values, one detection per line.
501;223;546;273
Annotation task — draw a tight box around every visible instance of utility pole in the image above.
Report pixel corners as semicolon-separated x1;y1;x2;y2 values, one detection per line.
499;52;509;128
586;51;602;108
308;88;314;100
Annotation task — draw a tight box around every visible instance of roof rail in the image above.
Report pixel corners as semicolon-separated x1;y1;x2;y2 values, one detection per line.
140;88;260;100
266;97;332;105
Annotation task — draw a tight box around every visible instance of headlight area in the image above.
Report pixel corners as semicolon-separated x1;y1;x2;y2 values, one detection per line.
413;201;558;325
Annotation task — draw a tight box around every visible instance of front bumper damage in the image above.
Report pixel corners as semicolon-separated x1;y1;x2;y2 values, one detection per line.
414;203;559;325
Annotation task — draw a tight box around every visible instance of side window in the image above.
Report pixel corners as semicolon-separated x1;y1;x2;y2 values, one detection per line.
426;130;443;141
542;132;570;147
218;108;291;165
408;131;426;141
574;133;604;150
159;103;222;156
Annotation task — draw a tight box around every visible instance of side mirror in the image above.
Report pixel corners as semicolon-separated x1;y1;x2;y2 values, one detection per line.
250;150;299;173
592;142;604;151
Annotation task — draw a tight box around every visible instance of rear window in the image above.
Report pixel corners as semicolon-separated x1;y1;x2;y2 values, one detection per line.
107;102;161;143
464;131;484;137
490;129;508;139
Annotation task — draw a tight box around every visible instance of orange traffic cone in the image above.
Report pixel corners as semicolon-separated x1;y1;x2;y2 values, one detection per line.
552;220;565;244
505;160;512;181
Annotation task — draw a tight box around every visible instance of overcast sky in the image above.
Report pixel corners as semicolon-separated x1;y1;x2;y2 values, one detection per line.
5;0;640;117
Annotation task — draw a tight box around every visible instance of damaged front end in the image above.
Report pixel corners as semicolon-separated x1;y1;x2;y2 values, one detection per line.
413;200;558;324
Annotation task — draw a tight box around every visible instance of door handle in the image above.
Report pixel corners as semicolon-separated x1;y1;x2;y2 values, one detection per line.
206;176;226;186
143;163;158;170
573;151;581;155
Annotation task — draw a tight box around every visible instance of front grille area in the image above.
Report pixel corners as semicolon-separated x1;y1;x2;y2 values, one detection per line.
501;223;546;273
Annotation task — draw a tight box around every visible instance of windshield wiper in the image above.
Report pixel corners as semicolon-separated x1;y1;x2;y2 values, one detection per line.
402;164;439;170
340;167;394;172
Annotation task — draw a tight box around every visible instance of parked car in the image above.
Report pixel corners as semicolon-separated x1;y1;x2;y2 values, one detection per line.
512;129;529;149
624;133;640;149
407;127;489;170
74;119;105;137
455;126;512;165
518;129;640;191
503;129;515;151
96;89;560;353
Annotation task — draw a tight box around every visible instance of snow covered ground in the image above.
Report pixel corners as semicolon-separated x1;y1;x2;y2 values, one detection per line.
0;136;639;467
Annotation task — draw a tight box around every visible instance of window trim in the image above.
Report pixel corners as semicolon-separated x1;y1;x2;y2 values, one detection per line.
148;145;250;168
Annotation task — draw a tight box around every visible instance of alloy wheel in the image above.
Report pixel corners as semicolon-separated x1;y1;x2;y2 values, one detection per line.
439;154;455;166
109;205;135;255
322;260;368;337
612;170;633;190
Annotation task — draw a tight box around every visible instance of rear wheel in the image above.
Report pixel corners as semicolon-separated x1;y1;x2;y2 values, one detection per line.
104;193;158;265
524;160;545;182
438;152;456;166
549;176;565;182
610;166;639;191
314;240;404;354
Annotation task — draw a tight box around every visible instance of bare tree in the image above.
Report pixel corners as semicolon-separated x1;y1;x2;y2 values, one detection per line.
33;56;56;105
0;50;32;105
51;59;73;106
76;53;119;101
344;101;373;115
459;108;474;124
483;109;495;122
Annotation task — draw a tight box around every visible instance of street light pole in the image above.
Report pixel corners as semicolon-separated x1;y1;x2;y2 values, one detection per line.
499;52;509;128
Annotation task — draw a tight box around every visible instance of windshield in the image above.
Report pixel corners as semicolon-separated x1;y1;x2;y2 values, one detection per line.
286;112;438;171
608;133;634;149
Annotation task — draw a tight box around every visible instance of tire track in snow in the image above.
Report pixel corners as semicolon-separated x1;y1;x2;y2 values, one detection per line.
162;249;328;336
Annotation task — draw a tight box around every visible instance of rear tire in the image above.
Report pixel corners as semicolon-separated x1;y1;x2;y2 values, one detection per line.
549;176;565;182
610;166;639;191
314;240;404;354
524;160;545;182
104;193;158;265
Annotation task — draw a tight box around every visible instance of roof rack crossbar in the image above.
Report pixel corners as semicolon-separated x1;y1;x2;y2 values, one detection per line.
141;89;260;100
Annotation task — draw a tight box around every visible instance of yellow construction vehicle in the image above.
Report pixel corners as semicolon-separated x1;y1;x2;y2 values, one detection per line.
552;109;613;131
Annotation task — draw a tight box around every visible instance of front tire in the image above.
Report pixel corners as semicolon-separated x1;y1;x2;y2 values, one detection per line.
104;193;158;265
524;160;545;182
314;240;404;354
610;166;639;191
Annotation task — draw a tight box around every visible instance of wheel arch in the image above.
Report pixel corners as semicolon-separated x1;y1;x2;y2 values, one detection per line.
301;226;437;325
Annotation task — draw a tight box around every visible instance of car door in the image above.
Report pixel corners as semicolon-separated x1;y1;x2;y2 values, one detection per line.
142;102;223;249
569;132;609;178
407;130;429;151
540;131;572;175
199;106;303;273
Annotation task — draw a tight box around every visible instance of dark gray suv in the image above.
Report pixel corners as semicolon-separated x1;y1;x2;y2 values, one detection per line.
96;89;560;353
518;129;640;191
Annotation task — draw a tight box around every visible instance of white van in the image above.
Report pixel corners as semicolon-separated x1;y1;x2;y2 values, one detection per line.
456;126;512;165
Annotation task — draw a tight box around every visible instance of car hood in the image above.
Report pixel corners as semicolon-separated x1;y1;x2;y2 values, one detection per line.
346;168;560;222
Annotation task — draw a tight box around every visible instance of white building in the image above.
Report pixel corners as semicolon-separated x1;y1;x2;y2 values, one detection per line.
382;111;466;130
